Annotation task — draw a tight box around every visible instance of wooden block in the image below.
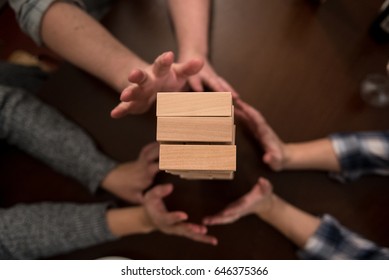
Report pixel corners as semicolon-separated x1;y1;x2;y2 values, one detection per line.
159;144;236;171
157;92;232;117
157;116;233;142
232;125;236;145
179;171;234;180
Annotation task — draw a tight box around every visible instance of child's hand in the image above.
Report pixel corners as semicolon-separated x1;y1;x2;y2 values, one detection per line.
144;184;218;245
101;142;160;204
234;98;287;171
203;177;274;225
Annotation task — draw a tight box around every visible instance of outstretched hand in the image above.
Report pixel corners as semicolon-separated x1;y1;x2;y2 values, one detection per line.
144;184;218;245
203;177;274;226
101;142;160;204
181;56;238;97
234;98;287;171
111;51;203;117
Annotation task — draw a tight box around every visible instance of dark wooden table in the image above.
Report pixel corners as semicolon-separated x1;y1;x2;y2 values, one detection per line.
1;0;388;259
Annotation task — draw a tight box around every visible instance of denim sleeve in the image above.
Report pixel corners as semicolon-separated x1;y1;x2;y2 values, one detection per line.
8;0;84;45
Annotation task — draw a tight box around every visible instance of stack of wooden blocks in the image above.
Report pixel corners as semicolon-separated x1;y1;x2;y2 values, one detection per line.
156;92;236;180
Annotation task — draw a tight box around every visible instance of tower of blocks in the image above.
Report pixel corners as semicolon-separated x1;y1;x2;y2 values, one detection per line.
156;92;236;180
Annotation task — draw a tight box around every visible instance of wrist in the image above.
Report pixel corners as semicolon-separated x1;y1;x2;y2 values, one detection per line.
282;143;296;170
178;47;208;62
106;206;155;237
255;194;279;221
254;193;278;220
100;165;118;193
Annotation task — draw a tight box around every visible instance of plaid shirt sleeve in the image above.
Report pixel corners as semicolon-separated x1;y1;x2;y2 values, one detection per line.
298;214;389;259
329;131;389;182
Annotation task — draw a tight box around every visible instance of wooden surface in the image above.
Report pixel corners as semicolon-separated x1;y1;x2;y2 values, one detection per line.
157;92;232;116
157;116;234;143
1;0;389;260
159;144;236;171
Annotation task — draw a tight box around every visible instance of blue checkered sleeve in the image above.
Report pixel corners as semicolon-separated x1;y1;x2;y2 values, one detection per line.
329;131;389;182
298;214;389;259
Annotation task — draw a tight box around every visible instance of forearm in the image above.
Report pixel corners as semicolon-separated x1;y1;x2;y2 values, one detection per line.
0;86;116;192
106;206;155;237
41;2;148;92
168;0;210;59
0;203;115;259
257;195;321;248
283;138;341;172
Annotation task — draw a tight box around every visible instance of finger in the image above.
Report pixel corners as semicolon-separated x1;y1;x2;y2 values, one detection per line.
110;101;131;118
152;51;174;77
234;107;250;123
202;214;239;225
258;177;273;194
120;85;143;102
139;142;160;162
173;223;218;246
203;77;225;92
160;211;188;225
128;68;148;85
145;184;174;201
174;58;204;78
147;163;160;177
188;77;204;92
218;77;239;98
185;232;218;246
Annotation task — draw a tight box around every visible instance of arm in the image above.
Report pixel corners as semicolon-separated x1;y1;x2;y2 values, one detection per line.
9;1;204;116
109;184;218;245
168;0;237;94
203;177;320;248
0;202;116;259
234;98;341;172
0;85;162;203
0;184;216;259
235;98;389;179
40;1;147;92
203;177;389;259
0;85;116;192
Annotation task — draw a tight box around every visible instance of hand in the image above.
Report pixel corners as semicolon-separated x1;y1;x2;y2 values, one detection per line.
203;177;274;225
180;56;238;97
144;184;218;245
111;51;203;117
234;98;287;171
101;142;160;204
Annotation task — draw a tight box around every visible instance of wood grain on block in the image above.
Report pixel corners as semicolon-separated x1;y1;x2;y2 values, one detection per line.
156;92;232;117
159;144;236;171
179;171;234;180
157;116;233;142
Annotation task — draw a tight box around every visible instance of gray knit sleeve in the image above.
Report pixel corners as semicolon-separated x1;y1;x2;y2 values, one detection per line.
0;85;117;192
0;202;117;259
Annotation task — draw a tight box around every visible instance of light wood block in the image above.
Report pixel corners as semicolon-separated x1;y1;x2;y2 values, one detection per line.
180;171;234;180
159;144;236;171
157;92;232;117
157;116;233;142
176;170;234;180
232;125;236;145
